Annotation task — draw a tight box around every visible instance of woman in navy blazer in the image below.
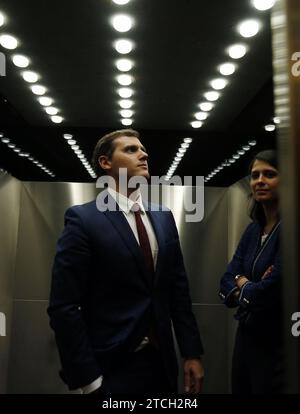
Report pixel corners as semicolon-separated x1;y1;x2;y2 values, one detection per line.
219;150;284;394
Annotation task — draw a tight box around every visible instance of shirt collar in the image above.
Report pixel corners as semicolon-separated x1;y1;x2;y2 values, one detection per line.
107;187;145;215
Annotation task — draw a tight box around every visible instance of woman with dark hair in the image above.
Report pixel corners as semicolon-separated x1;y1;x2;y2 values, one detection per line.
219;150;284;394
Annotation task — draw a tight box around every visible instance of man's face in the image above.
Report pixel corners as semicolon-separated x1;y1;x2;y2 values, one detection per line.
100;135;150;181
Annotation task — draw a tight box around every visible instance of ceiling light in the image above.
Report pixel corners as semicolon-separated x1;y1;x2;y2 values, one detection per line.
121;118;133;126
191;121;203;129
178;148;186;153
38;97;53;106
251;0;276;11
199;102;214;111
120;109;133;118
204;91;220;101
119;99;133;109
0;34;18;49
248;140;257;146
51;116;63;123
195;112;208;121
238;19;260;38
13;148;21;153
116;74;133;86
118;87;133;98
31;85;47;95
1;137;10;143
233;154;240;159
174;157;181;162
0;12;5;27
45;107;59;115
228;44;247;59
184;137;193;143
67;139;76;145
273;117;281;124
22;71;39;83
12;54;30;68
112;0;131;4
71;145;79;150
264;124;276;131
111;14;133;32
181;143;190;149
116;58;133;72
114;39;133;54
238;150;245;155
176;153;184;158
243;145;250;151
210;78;228;90
8;144;15;148
219;63;236;76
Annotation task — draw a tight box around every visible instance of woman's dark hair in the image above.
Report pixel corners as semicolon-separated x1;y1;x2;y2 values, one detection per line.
248;149;279;225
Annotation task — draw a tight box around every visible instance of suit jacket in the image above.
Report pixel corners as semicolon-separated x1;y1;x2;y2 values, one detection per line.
219;221;282;338
48;192;203;390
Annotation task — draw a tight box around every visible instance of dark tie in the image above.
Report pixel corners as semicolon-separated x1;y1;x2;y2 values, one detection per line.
133;205;154;275
133;205;158;348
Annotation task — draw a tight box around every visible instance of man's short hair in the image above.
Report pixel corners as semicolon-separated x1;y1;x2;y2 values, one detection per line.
92;129;140;176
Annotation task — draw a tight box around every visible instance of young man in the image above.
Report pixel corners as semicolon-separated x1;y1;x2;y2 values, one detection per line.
48;129;204;394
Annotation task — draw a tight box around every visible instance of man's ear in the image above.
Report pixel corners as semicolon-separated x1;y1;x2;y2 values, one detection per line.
99;155;111;172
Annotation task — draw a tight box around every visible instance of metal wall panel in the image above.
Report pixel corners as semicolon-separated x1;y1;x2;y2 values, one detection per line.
0;173;21;393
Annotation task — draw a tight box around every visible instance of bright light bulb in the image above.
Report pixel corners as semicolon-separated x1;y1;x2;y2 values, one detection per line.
22;71;39;83
219;63;236;76
111;14;133;32
12;54;30;68
0;12;5;27
210;78;228;90
191;121;203;129
116;74;133;86
0;34;18;49
121;118;133;126
118;87;133;98
116;58;133;72
31;85;47;95
51;116;63;123
228;44;247;59
199;102;214;111
45;107;59;115
120;109;133;118
38;97;53;106
238;19;260;38
252;0;276;11
195;112;208;121
264;124;276;132
204;91;220;101
119;99;133;109
112;0;131;4
114;39;133;54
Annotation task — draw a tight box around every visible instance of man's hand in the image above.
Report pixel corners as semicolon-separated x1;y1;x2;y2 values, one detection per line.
183;358;204;394
261;265;274;280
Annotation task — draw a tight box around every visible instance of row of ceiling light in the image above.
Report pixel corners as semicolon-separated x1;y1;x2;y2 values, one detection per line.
62;134;97;179
0;10;63;124
190;0;277;130
0;133;55;177
111;0;135;127
165;138;193;182
165;0;277;181
205;113;280;183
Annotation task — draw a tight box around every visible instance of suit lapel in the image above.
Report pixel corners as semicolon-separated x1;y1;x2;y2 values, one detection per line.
98;191;150;285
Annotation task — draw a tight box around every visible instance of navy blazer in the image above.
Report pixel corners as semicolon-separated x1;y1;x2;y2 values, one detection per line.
219;221;282;337
48;194;203;389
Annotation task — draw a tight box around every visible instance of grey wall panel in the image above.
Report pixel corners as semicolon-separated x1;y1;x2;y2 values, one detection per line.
181;188;228;304
0;173;21;393
7;300;67;394
14;182;97;301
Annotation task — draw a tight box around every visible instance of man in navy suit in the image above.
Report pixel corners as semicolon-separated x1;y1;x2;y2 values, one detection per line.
48;129;204;394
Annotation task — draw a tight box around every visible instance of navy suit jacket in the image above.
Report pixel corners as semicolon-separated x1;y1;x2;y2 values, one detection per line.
48;193;203;389
219;221;282;338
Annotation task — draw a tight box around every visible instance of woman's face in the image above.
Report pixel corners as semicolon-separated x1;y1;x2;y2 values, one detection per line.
250;159;279;204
